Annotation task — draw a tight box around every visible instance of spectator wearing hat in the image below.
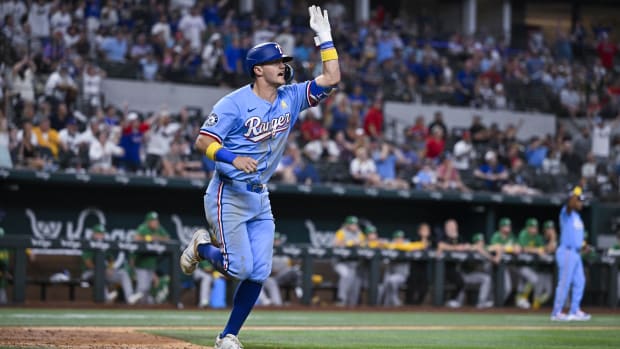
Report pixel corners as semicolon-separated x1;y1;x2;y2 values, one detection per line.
333;215;365;306
474;150;508;192
489;217;520;305
132;211;170;304
515;218;552;309
81;224;143;304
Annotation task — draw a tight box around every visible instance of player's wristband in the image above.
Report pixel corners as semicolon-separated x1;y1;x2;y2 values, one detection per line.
206;142;237;164
319;40;338;62
313;31;333;46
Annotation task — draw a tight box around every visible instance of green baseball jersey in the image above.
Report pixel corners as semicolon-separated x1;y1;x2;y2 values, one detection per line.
490;231;517;245
518;229;544;247
133;223;169;270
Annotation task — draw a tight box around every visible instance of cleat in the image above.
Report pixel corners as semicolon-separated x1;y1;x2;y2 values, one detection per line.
215;334;244;349
476;300;494;309
550;312;569;321
180;229;210;275
567;310;591;321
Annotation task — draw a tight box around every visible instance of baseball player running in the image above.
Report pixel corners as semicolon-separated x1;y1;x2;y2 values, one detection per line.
180;5;340;348
551;186;591;321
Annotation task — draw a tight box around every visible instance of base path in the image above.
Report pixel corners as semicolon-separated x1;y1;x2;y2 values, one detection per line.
0;327;210;349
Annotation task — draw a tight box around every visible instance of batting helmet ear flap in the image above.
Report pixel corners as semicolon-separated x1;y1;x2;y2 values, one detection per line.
284;63;294;84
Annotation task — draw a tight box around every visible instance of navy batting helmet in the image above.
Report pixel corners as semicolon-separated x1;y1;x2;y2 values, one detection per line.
245;42;293;78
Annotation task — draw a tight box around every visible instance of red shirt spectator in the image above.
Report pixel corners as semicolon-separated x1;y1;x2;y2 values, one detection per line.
363;100;383;139
407;115;427;139
425;126;445;159
597;36;618;70
300;112;325;143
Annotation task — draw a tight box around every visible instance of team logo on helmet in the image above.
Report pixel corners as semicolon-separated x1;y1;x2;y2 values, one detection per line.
204;113;219;127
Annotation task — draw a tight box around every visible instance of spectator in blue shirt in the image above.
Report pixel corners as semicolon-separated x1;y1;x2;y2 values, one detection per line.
525;137;548;168
372;141;410;190
455;59;476;105
100;29;128;63
140;52;159;81
474;150;508;191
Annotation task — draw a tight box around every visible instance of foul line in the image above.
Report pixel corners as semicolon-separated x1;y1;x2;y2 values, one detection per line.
14;325;620;331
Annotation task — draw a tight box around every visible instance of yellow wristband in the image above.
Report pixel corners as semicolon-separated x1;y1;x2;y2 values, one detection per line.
206;142;222;160
320;48;338;62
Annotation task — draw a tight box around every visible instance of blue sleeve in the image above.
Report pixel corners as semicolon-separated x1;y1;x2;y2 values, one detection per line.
283;80;333;114
199;96;240;144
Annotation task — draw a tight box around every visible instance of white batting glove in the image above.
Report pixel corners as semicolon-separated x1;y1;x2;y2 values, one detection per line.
308;5;332;46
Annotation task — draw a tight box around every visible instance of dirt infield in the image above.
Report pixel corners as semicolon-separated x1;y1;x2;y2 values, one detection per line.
0;327;210;349
2;325;620;348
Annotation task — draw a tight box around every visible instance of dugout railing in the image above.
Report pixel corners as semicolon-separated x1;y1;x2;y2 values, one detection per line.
0;235;181;305
273;245;620;308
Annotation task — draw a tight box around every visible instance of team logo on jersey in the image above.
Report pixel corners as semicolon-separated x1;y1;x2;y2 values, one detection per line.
203;113;219;127
280;100;288;109
244;113;291;142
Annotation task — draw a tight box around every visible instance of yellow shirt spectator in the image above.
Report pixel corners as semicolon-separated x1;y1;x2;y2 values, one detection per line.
32;118;61;158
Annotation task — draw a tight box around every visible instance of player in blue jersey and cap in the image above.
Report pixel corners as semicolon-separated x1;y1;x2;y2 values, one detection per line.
550;186;592;322
180;5;340;349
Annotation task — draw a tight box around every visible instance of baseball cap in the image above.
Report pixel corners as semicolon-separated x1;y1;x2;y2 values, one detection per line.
570;186;586;201
525;218;538;228
499;217;511;227
543;220;555;229
364;225;377;234
344;216;358;225
274;232;281;240
392;230;405;239
127;112;139;121
91;224;106;233
145;211;159;221
472;233;485;243
485;150;496;161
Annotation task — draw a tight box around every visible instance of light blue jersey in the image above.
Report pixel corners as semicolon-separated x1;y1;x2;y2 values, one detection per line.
200;82;317;183
559;205;584;250
200;79;330;282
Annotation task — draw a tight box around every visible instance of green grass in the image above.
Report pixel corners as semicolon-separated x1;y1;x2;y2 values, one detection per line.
1;308;619;348
154;329;620;349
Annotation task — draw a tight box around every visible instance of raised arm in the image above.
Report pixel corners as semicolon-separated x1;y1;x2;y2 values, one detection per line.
308;5;341;87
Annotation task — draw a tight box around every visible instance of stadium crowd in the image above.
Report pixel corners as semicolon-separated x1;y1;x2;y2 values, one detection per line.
0;0;620;199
